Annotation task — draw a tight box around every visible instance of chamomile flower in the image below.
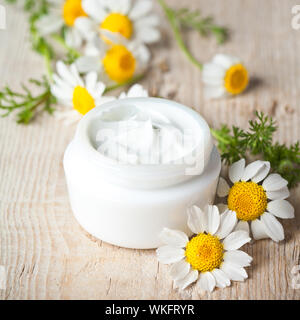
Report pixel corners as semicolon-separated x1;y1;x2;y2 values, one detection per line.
75;33;150;84
202;54;249;99
156;205;252;292
217;159;295;242
119;84;148;99
76;0;160;44
51;61;114;124
36;0;88;48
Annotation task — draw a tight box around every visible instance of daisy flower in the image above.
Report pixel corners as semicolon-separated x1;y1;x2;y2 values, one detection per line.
118;84;148;99
156;205;252;292
75;33;150;84
35;0;88;48
217;159;295;242
51;61;115;124
76;0;160;44
202;54;249;99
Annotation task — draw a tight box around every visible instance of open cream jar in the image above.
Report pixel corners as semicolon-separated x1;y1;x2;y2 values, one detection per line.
64;98;221;249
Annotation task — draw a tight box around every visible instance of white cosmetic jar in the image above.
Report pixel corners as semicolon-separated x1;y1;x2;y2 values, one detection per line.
64;98;221;249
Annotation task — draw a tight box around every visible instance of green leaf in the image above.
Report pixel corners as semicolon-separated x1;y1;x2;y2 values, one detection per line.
212;111;300;187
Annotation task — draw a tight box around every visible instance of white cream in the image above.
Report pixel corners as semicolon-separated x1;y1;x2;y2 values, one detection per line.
95;105;197;165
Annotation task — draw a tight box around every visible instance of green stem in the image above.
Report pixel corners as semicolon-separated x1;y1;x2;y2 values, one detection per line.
51;34;81;59
43;53;53;80
104;73;145;94
157;0;203;70
210;128;230;145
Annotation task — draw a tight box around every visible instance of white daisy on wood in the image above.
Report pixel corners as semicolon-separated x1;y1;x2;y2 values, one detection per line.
75;33;150;84
51;62;149;124
51;61;115;124
156;205;252;293
36;0;88;48
202;54;249;99
217;159;295;242
75;0;160;44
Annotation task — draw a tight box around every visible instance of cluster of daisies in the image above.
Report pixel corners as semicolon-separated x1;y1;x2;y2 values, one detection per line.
156;158;294;293
34;0;250;123
36;0;159;123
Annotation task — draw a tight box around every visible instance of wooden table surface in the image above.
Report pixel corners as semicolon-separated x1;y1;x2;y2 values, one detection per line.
0;0;300;300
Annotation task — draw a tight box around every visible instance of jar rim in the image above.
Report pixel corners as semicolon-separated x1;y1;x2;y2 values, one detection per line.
73;97;214;188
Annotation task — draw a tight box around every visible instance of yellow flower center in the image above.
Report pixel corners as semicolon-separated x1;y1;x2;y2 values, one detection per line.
185;233;224;272
228;181;267;221
72;86;96;115
63;0;87;27
224;63;249;95
102;44;136;83
101;13;133;39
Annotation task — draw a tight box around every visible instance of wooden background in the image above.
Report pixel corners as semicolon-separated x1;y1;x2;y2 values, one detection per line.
0;0;300;300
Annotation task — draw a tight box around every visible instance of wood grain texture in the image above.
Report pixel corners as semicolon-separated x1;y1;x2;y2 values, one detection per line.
0;0;300;300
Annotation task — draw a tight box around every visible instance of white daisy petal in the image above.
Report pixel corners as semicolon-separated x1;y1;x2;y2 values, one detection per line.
202;76;224;86
241;160;266;182
267;200;295;219
129;0;153;20
206;205;220;235
74;17;95;38
51;84;73;101
76;56;100;73
119;92;127;99
187;205;206;234
224;250;252;267
211;269;231;288
251;161;271;183
159;228;189;247
52;74;73;92
136;14;160;27
85;72;98;92
94;82;106;97
56;61;77;86
169;259;190;281
174;269;198;290
202;63;225;86
234;220;250;234
260;212;284;242
221;262;248;281
82;0;106;22
105;0;120;12
197;272;216;293
203;85;226;99
125;84;148;98
266;186;290;200
215;210;237;239
262;173;288;192
212;54;240;69
70;64;84;86
116;0;131;15
95;96;116;107
156;246;185;264
36;14;63;36
223;230;251;250
251;219;269;240
65;28;82;49
216;177;230;197
229;158;245;183
136;27;161;43
135;43;151;64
